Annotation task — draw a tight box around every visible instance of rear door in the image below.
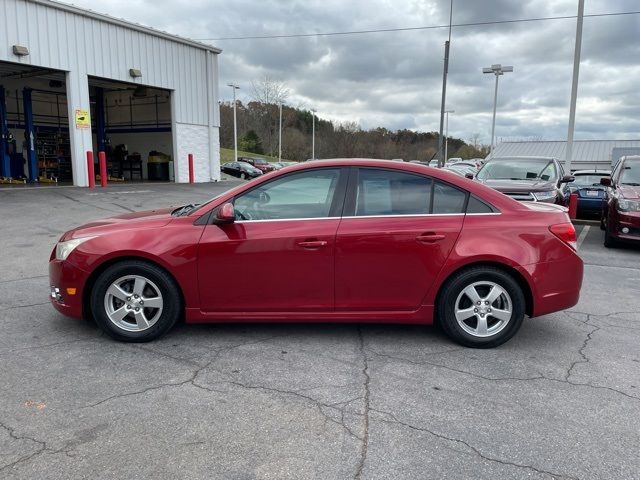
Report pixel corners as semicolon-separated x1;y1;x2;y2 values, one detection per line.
335;167;465;311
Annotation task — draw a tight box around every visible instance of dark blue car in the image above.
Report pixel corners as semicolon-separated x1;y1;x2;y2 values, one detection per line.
568;170;611;218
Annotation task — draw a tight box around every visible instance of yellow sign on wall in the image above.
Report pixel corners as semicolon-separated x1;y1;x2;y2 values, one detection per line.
75;109;90;129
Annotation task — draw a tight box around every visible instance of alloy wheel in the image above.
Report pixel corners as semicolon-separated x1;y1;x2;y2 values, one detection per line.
454;281;513;338
103;275;163;332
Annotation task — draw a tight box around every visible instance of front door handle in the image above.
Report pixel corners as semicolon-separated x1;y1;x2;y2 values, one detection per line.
416;233;446;243
297;240;328;248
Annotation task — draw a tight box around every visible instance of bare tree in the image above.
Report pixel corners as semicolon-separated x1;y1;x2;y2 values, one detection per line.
250;75;289;105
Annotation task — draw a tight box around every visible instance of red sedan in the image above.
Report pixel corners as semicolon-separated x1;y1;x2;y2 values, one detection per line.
49;160;583;348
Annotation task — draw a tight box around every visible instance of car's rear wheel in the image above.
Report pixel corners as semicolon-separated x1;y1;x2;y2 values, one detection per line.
90;261;181;342
240;172;247;180
437;267;525;348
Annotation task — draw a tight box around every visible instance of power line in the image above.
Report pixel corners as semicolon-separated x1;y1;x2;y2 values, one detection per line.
196;11;640;41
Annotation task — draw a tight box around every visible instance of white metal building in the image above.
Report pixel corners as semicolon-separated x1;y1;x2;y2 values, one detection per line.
0;0;221;186
488;140;640;171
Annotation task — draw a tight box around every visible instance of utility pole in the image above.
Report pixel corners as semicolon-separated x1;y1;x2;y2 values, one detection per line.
482;64;513;154
444;109;454;163
227;83;240;162
437;0;454;168
278;102;283;162
311;109;316;159
566;0;584;174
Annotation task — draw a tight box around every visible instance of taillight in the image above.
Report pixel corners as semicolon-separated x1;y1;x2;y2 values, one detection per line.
549;223;577;250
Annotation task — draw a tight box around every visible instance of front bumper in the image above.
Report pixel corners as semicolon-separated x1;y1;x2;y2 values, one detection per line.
609;210;640;243
48;258;90;319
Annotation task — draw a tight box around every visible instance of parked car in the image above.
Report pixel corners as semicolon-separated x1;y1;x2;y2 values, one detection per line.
473;156;574;206
272;161;298;170
238;157;276;173
221;161;263;180
49;159;583;348
568;170;611;219
444;164;477;177
601;155;640;248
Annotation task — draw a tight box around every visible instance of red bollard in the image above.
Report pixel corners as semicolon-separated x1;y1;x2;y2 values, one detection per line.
98;151;107;188
188;153;194;184
568;193;578;219
86;151;95;188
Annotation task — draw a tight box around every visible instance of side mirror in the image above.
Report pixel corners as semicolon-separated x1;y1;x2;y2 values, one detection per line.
560;175;575;184
215;202;235;223
465;172;474;180
599;177;612;187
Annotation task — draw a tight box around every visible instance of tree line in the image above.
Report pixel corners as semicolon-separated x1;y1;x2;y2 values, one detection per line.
219;78;489;162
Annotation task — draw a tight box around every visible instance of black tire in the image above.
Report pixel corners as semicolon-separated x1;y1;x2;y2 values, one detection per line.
604;227;617;248
90;260;182;342
599;216;605;231
437;267;526;348
240;172;247;180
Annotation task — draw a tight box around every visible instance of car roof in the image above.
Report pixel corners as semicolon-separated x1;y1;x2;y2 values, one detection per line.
489;156;557;161
572;170;611;175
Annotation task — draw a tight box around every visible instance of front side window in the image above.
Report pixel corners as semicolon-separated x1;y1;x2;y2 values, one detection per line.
234;169;340;221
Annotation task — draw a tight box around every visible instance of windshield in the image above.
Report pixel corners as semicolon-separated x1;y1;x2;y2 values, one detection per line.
620;159;640;185
253;158;267;165
571;174;609;187
477;158;558;182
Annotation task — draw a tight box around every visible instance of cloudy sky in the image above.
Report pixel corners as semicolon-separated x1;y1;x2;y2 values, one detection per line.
70;0;639;144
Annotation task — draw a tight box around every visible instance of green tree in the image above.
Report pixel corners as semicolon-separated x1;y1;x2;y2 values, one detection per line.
238;130;264;154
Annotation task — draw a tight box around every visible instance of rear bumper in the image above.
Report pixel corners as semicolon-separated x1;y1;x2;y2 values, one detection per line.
48;259;90;319
519;252;584;318
577;197;603;214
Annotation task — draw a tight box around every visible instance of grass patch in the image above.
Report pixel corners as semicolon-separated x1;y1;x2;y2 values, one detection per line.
220;148;285;164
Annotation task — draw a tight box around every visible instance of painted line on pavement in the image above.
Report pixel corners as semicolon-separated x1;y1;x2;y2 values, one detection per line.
576;225;590;250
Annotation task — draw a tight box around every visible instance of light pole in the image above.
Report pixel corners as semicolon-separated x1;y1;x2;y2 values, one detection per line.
311;109;316;160
444;109;454;163
227;83;240;162
565;0;584;173
482;64;513;154
278;102;283;162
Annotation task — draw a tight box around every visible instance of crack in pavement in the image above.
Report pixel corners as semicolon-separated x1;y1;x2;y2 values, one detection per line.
0;302;50;312
0;274;48;285
366;346;640;401
0;421;74;473
354;326;371;480
82;334;285;409
369;409;580;480
564;315;600;382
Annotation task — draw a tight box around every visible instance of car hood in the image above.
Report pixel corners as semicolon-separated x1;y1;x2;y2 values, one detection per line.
478;178;556;192
619;185;640;200
64;208;174;240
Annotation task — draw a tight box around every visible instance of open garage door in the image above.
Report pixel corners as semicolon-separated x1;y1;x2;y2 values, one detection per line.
0;61;71;185
89;77;174;183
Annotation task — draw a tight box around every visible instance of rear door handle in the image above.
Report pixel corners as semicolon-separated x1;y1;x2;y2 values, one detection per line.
416;233;446;243
297;240;328;248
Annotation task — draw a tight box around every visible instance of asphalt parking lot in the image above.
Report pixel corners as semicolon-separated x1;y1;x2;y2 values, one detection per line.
1;183;639;480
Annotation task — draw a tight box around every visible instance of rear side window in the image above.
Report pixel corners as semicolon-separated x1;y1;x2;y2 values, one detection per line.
433;181;467;214
466;195;495;214
356;169;432;216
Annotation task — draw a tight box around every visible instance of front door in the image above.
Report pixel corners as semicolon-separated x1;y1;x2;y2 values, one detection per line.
197;167;346;312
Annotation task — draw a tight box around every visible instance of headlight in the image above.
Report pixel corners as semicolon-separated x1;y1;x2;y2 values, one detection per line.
617;198;640;212
533;191;556;201
55;237;95;261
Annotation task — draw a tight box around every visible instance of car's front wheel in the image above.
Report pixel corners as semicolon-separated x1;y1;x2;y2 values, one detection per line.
90;261;182;342
437;267;525;348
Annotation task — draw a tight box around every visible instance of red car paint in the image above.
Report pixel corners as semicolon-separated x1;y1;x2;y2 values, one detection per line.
49;159;583;325
602;156;640;245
